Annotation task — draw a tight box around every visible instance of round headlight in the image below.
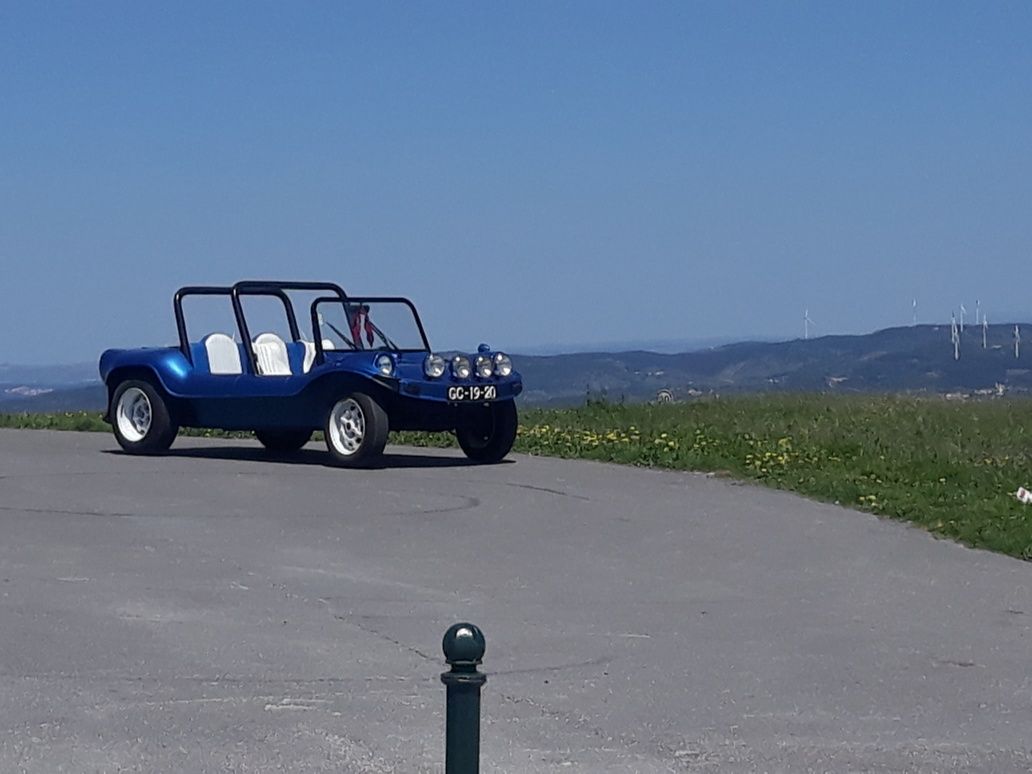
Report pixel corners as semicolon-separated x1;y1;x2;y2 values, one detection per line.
493;352;513;377
424;353;446;378
475;355;493;378
375;353;394;376
451;355;471;379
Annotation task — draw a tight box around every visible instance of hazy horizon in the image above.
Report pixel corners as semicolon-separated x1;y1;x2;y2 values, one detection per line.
5;320;1032;371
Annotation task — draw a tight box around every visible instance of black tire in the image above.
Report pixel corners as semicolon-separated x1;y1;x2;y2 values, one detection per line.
255;428;313;452
324;392;388;468
110;379;178;454
456;400;518;463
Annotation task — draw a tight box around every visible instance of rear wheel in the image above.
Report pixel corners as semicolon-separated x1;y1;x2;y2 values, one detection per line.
324;393;388;468
111;380;178;454
255;428;312;452
456;400;518;463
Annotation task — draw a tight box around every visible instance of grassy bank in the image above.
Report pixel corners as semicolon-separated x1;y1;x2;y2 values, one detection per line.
4;396;1032;559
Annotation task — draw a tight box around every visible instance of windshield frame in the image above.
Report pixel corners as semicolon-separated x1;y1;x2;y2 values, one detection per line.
309;296;431;362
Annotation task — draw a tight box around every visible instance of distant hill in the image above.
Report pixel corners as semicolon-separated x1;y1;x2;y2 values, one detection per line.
0;362;105;412
512;333;777;356
514;325;1032;404
0;384;107;413
1;325;1030;412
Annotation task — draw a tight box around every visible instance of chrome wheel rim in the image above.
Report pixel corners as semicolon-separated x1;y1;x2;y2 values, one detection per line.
328;398;365;455
116;387;152;442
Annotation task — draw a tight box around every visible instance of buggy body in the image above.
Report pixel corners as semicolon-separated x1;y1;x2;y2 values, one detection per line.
99;281;523;466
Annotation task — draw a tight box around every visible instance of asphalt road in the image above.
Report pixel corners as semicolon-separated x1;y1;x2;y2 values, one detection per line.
0;428;1030;773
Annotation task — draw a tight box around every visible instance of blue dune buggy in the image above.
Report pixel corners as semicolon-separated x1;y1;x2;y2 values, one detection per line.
99;281;523;467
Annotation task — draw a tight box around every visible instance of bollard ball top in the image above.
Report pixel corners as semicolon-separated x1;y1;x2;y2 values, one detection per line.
442;622;486;666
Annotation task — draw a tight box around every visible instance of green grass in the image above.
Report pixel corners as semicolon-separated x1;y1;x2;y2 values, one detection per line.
5;395;1032;559
0;411;109;432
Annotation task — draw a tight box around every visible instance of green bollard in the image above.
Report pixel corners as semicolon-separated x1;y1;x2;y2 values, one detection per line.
441;623;487;774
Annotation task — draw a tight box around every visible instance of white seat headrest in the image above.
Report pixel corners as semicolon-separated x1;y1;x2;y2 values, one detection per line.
203;333;242;375
301;340;317;374
300;339;340;372
253;332;292;376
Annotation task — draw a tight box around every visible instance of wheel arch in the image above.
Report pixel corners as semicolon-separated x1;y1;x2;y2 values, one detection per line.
306;372;397;414
104;367;176;423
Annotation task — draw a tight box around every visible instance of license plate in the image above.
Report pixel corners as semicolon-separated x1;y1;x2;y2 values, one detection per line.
447;384;497;402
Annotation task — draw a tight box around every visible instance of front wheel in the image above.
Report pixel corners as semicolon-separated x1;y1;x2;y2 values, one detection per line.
255;428;313;452
111;380;178;454
456;400;518;463
324;393;388;468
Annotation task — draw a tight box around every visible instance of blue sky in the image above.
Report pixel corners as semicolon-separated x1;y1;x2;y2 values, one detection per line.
2;2;1031;364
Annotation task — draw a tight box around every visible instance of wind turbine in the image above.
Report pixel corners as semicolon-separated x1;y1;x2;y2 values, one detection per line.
804;309;815;340
959;304;967;333
982;313;988;349
912;298;918;326
950;313;960;361
1016;325;1022;359
975;299;981;326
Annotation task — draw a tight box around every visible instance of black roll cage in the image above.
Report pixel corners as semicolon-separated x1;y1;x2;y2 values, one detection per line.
173;280;430;374
174;280;348;374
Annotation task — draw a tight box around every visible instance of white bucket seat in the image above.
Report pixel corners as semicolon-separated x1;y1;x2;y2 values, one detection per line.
301;339;337;373
203;333;243;375
253;332;292;376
